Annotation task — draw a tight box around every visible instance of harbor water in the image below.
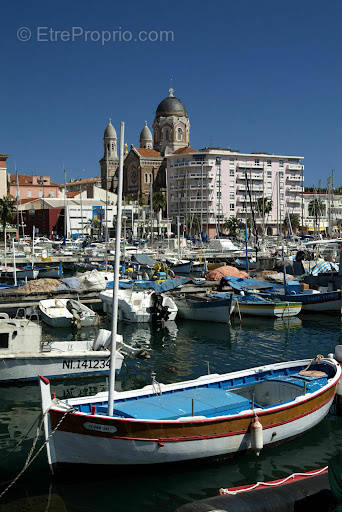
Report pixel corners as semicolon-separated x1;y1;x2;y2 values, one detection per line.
0;314;342;512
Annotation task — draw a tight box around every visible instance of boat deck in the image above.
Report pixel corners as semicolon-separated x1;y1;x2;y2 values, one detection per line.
73;365;330;421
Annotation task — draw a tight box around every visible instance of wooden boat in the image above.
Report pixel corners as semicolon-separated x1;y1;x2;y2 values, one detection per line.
211;293;302;318
0;315;124;382
261;289;342;313
39;354;340;468
173;292;234;323
39;298;99;328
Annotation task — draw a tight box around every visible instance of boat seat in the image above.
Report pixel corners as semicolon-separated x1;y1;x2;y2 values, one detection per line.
97;387;251;420
265;373;328;391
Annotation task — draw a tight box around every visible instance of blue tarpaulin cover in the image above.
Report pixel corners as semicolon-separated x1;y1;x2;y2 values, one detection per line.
106;277;192;292
57;277;82;291
131;253;156;267
223;276;283;292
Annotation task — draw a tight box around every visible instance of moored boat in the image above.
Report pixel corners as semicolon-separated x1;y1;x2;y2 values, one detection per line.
173;292;234;323
0;315;124;382
39;354;340;469
39;298;99;328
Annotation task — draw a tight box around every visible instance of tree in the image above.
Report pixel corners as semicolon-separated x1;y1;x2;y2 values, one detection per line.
283;213;300;233
308;198;325;231
0;196;16;241
222;216;240;237
152;192;166;213
138;196;146;206
256;197;273;217
125;194;133;205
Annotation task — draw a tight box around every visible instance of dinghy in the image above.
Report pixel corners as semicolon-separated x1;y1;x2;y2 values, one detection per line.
39;299;99;328
39;354;340;468
0;315;124;382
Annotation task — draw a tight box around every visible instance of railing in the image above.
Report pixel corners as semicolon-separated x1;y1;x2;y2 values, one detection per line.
287;164;302;171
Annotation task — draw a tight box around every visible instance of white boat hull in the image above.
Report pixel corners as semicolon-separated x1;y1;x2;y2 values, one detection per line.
235;302;302;318
101;290;178;323
49;400;332;466
0;351;123;382
302;299;342;312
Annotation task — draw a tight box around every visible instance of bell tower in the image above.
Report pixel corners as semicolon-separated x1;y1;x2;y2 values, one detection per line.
100;119;119;192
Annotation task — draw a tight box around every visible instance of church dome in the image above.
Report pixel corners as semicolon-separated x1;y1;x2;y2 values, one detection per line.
140;121;152;142
156;89;187;118
104;119;117;138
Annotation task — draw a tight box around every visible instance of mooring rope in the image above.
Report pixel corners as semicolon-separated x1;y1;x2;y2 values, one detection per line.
0;406;73;500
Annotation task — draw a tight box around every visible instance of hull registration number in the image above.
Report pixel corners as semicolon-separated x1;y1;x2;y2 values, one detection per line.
62;359;110;370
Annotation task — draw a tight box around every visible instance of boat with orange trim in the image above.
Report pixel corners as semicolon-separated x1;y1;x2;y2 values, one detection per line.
39;354;341;470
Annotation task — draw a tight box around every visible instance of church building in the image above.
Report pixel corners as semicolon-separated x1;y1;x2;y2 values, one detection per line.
99;88;190;203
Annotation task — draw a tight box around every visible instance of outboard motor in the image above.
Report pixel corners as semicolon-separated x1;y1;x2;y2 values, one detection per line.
150;293;170;325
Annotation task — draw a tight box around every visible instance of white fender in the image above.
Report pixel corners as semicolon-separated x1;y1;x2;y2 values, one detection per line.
251;414;263;456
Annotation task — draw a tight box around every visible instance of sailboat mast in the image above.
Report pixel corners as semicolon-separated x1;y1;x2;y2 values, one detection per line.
105;151;109;270
63;170;67;241
108;121;125;417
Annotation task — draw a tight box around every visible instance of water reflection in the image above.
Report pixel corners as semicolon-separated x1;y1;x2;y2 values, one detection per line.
1;315;342;512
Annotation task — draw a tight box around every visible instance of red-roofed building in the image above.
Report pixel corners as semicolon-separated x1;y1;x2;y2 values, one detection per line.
8;173;60;200
0;154;9;198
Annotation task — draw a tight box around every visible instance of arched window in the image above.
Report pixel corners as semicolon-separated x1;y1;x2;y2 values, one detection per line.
165;129;170;141
177;128;183;141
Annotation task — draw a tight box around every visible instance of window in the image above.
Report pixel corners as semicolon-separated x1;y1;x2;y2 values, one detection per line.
267;171;272;178
230;182;235;188
230;203;235;211
144;173;152;184
230;169;235;176
39;191;43;198
254;159;260;164
267;160;272;166
27;190;32;198
177;128;183;141
0;333;9;349
279;160;284;167
230;193;235;199
49;192;55;198
217;192;222;198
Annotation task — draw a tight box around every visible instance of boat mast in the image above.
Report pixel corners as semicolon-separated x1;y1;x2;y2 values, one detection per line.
104;151;109;270
63;169;67;243
108;121;125;417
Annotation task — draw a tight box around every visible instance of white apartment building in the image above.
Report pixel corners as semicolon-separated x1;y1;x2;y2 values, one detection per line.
303;192;342;233
166;147;304;236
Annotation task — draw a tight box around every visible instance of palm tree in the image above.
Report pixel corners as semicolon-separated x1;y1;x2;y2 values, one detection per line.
0;196;16;241
283;213;300;233
256;197;272;217
308;198;325;231
152;192;166;213
222;216;240;237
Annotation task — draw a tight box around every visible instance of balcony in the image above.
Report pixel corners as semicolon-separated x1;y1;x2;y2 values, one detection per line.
238;162;264;169
287;164;303;171
287;186;303;192
286;175;302;182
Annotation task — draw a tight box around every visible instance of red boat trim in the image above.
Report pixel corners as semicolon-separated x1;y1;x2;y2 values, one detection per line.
219;466;328;495
40;376;50;385
49;388;335;442
50;378;338;427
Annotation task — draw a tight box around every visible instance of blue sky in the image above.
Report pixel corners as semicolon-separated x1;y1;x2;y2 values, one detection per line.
0;0;341;186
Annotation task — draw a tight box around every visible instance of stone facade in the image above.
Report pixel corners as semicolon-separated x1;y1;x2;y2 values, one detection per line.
123;147;163;202
99;119;119;192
